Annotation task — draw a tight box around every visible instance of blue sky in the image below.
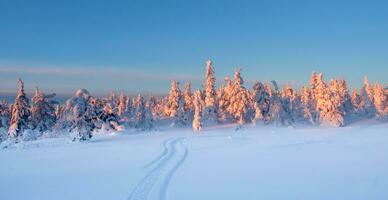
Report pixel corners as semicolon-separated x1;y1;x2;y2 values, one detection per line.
0;0;387;96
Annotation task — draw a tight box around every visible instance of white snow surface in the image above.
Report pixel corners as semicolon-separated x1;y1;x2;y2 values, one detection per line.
1;121;388;200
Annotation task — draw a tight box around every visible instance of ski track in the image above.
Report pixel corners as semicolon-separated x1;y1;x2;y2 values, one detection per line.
128;137;188;200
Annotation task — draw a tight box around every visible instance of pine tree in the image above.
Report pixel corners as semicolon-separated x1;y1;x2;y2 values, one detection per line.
193;90;203;132
30;87;57;133
203;60;218;124
9;78;31;138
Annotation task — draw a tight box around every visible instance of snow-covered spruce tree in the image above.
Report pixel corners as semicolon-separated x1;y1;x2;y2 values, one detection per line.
309;71;321;123
66;89;95;141
268;82;295;126
361;77;376;118
299;86;316;125
30;87;57;133
0;100;11;141
251;81;271;125
173;96;192;127
55;104;64;121
182;82;194;123
329;79;353;119
153;98;166;120
105;91;118;115
217;77;233;122
0;100;11;129
147;96;159;120
280;85;296;126
165;80;181;119
315;76;345;127
193;90;204;132
227;68;250;125
144;98;157;131
373;83;387;121
134;95;155;131
351;89;363;116
9;78;31;138
97;103;121;131
203;60;218;124
183;82;194;112
117;92;127;117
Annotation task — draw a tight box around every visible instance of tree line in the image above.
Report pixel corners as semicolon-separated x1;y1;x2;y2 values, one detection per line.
0;60;387;143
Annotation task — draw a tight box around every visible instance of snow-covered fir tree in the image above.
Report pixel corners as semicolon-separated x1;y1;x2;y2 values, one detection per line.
203;60;218;124
361;76;376;117
315;75;345;127
144;98;157;131
299;86;316;124
268;82;295;126
217;77;233;122
329;79;353;118
183;82;194;112
117;92;127;117
134;95;155;131
165;80;181;118
192;90;204;132
30;87;57;133
227;69;250;125
147;96;158;120
279;85;296;126
351;89;364;116
98;104;120;131
0;100;11;129
66;89;95;141
182;82;194;123
373;83;387;121
252;81;271;125
9;78;31;138
0;100;11;141
168;95;190;128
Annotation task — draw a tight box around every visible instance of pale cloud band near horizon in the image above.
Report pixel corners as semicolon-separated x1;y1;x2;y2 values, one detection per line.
0;65;202;82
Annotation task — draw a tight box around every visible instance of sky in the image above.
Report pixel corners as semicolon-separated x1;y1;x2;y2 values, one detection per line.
0;0;387;97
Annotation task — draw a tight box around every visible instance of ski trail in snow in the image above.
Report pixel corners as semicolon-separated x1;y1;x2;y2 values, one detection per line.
158;139;188;200
127;137;188;200
143;138;174;169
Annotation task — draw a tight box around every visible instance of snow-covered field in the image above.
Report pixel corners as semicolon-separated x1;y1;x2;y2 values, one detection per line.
1;121;388;200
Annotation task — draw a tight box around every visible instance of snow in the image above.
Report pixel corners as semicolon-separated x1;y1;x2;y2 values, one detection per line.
1;121;388;200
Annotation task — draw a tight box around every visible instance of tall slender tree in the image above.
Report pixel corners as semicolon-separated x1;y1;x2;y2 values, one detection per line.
9;78;31;138
203;60;218;124
193;90;204;132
